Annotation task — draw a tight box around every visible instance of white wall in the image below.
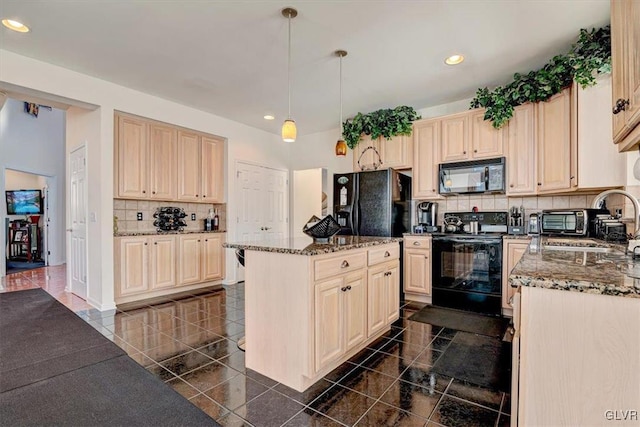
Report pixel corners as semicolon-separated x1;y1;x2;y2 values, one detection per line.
0;98;66;273
0;49;288;308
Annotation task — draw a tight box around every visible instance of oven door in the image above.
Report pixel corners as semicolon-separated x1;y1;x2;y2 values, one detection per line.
432;236;502;315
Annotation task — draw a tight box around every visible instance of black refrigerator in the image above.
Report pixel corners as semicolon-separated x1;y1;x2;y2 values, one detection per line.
333;169;411;237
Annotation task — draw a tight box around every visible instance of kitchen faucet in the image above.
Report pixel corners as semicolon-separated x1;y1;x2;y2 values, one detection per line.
591;189;640;238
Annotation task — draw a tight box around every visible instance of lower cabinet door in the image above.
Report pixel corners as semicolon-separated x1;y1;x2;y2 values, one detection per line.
178;235;202;285
202;234;224;281
404;249;430;295
367;265;387;337
344;271;367;351
117;237;149;297
385;261;400;323
315;277;344;372
150;236;176;290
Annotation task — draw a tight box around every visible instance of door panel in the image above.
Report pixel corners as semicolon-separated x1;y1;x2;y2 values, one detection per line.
440;114;469;162
178;235;201;285
202;234;224;280
201;136;224;203
69;146;87;299
358;170;391;237
404;249;430;295
150;236;176;290
315;278;344;372
470;109;504;159
149;124;177;200
385;262;400;323
117;116;148;198
177;131;200;201
506;104;537;195
344;271;367;351
412;119;440;198
537;89;572;192
118;237;149;296
367;265;386;337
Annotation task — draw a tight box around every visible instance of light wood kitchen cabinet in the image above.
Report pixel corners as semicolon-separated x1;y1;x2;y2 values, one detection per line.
115;236;149;297
506;104;537;195
412;119;441;199
149;234;177;290
353;134;412;171
367;259;399;337
470;109;505;159
611;0;640;151
115;234;177;297
116;115;148;199
149;123;177;200
314;270;367;372
403;236;432;302
178;232;226;285
177;131;201;201
501;239;529;316
177;234;202;285
201;136;225;203
440;112;469;162
115;233;225;304
536;87;577;193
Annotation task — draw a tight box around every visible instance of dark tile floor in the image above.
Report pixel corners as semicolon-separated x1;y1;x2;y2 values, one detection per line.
77;284;511;427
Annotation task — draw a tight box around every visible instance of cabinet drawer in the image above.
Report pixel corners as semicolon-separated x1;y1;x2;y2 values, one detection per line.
314;252;367;281
404;237;431;249
368;245;399;266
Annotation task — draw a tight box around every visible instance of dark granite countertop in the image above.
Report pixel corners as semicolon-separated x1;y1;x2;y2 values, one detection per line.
510;237;640;298
224;236;402;256
115;230;226;237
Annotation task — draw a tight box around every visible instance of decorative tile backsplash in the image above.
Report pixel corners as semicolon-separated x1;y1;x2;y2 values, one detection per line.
114;199;226;233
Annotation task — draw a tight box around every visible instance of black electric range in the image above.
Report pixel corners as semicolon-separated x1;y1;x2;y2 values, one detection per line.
431;212;508;316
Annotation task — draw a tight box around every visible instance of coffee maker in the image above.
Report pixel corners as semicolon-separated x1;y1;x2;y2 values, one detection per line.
416;201;438;233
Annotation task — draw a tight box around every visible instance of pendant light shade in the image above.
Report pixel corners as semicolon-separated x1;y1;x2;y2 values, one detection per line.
335;50;348;156
282;7;297;143
282;119;297;143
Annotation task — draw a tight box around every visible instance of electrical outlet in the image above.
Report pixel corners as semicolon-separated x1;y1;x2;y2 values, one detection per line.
191;213;196;221
137;212;143;221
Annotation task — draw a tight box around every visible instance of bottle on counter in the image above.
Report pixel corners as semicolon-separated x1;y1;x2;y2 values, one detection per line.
213;209;219;231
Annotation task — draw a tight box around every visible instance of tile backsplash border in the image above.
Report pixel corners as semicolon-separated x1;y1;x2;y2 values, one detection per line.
114;199;226;233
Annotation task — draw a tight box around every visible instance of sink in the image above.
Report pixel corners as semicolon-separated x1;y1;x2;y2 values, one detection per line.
544;245;615;253
543;238;616;253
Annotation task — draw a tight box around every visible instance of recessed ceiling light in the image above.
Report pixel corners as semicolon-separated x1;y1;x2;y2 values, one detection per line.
445;54;464;65
2;19;29;33
264;115;275;120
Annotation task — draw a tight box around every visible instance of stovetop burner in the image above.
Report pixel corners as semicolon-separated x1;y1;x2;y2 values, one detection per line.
442;211;508;235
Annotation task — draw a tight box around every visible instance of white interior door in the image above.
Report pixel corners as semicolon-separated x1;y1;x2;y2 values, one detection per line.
235;162;289;281
69;146;87;299
42;185;49;266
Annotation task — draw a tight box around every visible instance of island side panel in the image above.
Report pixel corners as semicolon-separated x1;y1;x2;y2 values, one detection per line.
244;250;313;389
518;286;640;426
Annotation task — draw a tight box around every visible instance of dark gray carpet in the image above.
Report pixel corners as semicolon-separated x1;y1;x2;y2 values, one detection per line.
6;261;45;274
0;288;125;392
408;306;509;338
431;331;511;391
0;355;219;426
0;289;220;426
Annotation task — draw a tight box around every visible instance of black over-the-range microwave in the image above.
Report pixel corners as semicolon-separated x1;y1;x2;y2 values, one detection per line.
439;157;506;195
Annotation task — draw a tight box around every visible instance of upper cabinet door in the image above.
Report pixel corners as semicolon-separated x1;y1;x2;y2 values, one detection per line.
149;124;177;200
537;88;574;193
116;115;148;198
611;0;630;141
626;0;640;131
412;119;441;199
378;134;413;170
440;113;469;163
201;136;225;203
470;109;505;159
177;131;201;201
506;103;537;195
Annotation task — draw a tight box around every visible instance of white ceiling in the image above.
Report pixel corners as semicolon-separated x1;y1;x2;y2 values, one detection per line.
0;1;610;136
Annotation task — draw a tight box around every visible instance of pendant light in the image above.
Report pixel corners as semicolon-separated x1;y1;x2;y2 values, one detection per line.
335;50;348;156
282;7;297;143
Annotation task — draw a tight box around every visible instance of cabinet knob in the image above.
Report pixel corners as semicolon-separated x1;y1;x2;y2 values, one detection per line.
612;98;630;115
346;285;352;290
432;189;435;192
341;260;350;268
198;240;201;242
570;176;575;180
144;243;148;246
425;255;428;259
142;190;146;194
413;241;421;246
154;242;157;245
384;251;390;257
463;151;467;154
474;149;477;153
152;191;156;194
205;239;208;242
341;287;348;292
510;184;514;188
195;194;199;197
537;183;542;186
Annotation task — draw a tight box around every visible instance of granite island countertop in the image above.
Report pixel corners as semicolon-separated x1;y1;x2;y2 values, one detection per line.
510;237;640;298
115;230;226;237
224;235;402;256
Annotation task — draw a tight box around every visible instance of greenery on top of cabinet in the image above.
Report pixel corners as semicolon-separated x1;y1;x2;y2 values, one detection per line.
470;26;611;129
342;106;421;149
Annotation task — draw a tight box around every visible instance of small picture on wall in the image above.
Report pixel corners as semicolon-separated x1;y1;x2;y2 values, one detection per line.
12;230;24;243
24;102;39;117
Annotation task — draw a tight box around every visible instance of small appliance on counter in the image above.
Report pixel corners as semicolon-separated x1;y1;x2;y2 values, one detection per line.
539;208;609;237
528;213;540;235
415;201;439;233
154;207;187;232
508;205;526;235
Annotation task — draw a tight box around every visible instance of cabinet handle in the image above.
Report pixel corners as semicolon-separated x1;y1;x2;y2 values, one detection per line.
341;260;349;268
341;287;348;292
346;285;352;290
384;251;390;257
537;183;542;186
413;241;421;246
570;176;575;180
612;98;630;114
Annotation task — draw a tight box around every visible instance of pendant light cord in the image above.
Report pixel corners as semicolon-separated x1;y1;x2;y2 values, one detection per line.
339;54;343;134
287;12;292;120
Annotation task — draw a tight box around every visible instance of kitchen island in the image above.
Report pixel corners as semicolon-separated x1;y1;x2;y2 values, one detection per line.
224;235;402;391
509;238;639;426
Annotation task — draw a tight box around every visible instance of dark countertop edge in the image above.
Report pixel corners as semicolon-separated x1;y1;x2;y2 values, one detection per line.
115;230;226;237
223;238;402;256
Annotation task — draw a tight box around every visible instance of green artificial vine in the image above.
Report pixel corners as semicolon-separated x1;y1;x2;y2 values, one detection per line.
470;26;611;128
342;106;421;149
